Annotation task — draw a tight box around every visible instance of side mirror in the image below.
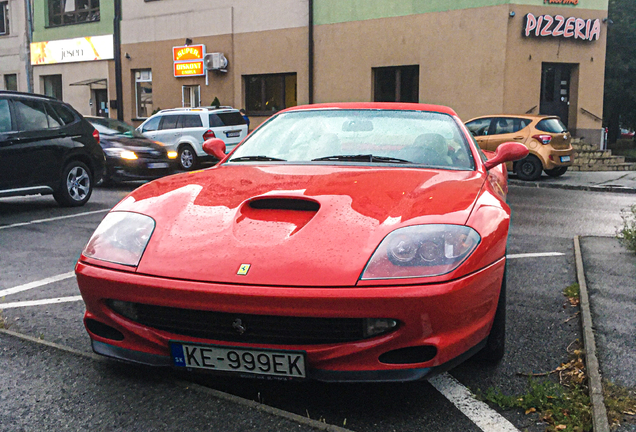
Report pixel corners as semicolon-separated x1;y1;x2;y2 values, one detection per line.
483;142;529;170
202;138;226;160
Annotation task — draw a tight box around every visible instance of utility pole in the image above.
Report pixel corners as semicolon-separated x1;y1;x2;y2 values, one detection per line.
114;0;124;120
24;0;34;92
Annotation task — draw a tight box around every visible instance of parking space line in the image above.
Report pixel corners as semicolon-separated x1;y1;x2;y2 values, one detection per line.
430;373;520;432
506;252;565;259
0;208;109;230
0;295;83;309
0;272;75;298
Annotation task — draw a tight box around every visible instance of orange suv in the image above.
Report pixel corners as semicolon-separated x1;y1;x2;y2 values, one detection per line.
465;115;573;181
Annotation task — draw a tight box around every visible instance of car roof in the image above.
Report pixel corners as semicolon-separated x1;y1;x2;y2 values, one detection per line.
156;106;239;115
279;102;459;116
0;90;59;101
466;114;560;122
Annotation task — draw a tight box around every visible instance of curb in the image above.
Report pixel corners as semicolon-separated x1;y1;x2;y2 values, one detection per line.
573;236;610;432
509;180;636;194
0;328;354;432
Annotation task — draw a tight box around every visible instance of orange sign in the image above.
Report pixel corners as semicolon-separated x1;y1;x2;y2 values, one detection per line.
174;60;205;77
173;45;205;62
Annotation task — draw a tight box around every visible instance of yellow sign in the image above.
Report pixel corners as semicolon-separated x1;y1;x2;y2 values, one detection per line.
237;264;251;276
174;61;205;77
173;45;205;61
31;35;114;65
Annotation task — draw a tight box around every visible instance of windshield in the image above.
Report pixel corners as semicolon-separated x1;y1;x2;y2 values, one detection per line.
228;109;474;170
90;118;146;139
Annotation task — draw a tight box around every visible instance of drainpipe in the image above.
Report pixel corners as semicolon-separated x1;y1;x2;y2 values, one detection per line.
113;0;124;120
24;0;33;92
308;0;314;104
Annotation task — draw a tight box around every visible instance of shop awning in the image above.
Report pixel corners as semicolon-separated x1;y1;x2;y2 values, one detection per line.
69;78;107;88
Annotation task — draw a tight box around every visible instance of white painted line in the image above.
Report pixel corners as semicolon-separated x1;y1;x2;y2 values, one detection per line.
430;373;520;432
506;252;565;259
0;208;109;230
0;295;83;309
0;272;75;298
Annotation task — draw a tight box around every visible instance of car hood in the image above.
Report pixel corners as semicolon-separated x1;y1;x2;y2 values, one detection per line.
113;165;485;286
100;135;164;151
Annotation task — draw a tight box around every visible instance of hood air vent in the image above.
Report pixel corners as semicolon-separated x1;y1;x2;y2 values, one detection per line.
249;198;320;212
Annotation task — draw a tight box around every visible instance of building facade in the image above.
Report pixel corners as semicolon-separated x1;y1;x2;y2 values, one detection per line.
0;0;29;92
30;0;114;117
115;0;607;142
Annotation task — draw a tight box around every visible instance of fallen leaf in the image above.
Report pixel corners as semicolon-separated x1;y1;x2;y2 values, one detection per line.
556;425;567;430
525;408;536;414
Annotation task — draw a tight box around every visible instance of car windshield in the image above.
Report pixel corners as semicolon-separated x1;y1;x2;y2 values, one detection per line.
228;109;474;170
90;118;146;139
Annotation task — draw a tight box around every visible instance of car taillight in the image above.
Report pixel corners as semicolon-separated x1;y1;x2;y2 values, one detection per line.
532;134;552;145
92;128;100;145
203;130;216;140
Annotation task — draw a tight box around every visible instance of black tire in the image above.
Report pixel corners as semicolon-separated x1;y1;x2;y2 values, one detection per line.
475;265;506;363
53;161;93;207
178;145;198;171
544;166;568;177
515;155;542;181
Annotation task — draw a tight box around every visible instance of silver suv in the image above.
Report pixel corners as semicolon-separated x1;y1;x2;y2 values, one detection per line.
137;107;248;170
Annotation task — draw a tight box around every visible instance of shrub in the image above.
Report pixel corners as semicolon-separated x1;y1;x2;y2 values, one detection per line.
617;204;636;253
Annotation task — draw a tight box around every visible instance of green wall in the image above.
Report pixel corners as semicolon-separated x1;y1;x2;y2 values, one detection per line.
32;0;114;42
315;0;609;25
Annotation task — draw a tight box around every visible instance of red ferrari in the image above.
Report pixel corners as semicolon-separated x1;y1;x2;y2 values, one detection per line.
76;103;528;382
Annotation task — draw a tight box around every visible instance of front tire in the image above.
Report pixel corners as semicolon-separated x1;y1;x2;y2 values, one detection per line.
544;166;568;177
515;155;542;181
475;265;506;363
178;145;198;171
53;161;93;207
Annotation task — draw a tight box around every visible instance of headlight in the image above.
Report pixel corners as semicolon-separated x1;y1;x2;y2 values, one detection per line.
166;150;178;159
361;225;480;280
104;148;138;160
82;212;155;267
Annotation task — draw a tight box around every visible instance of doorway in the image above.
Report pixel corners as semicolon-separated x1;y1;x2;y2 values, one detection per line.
540;63;572;128
93;89;108;118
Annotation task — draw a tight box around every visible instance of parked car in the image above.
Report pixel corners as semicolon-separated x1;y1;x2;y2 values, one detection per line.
620;128;635;140
87;117;175;185
465;114;573;180
0;91;104;206
76;102;528;381
136;106;248;171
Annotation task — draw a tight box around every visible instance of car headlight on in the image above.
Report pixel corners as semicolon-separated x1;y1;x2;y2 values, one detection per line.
82;212;155;267
166;150;178;159
104;148;138;160
361;225;481;280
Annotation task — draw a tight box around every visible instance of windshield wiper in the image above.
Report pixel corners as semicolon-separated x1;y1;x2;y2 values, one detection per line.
230;155;287;162
312;154;412;164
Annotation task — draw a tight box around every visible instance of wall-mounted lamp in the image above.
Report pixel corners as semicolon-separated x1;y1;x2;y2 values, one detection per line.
185;38;193;45
125;53;131;59
509;11;516;18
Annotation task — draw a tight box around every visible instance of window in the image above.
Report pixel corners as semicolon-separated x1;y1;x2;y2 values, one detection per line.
178;115;202;129
465;118;492;137
537;118;567;133
14;99;60;131
141;116;160;132
0;98;13;132
42;75;63;100
216;112;246;126
134;69;153;118
373;65;419;103
4;74;17;91
493;118;531;135
159;115;179;130
182;85;200;108
48;0;100;27
51;103;77;124
244;73;297;115
0;1;9;35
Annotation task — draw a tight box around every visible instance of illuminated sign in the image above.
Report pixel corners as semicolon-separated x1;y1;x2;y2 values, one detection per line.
174;61;205;77
524;13;601;41
173;45;205;62
31;35;114;65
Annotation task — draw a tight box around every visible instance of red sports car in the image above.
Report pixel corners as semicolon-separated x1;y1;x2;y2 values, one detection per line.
76;103;528;382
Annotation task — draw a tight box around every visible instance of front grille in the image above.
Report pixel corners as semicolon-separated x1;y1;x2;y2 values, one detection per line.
109;301;370;345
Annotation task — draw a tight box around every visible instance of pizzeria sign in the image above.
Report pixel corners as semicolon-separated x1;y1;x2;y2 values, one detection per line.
524;13;601;41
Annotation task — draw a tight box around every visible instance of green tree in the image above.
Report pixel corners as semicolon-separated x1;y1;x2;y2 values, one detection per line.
604;0;636;143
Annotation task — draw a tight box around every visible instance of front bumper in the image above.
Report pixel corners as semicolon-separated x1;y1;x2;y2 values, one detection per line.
105;157;175;181
76;258;505;382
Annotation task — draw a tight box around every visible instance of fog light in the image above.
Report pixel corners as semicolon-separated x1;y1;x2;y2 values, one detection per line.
167;151;178;159
108;300;138;321
363;318;398;337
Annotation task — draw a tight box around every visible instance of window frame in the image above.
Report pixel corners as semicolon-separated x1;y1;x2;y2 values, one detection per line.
182;85;201;108
47;0;100;28
0;1;9;36
244;73;297;116
134;69;153;119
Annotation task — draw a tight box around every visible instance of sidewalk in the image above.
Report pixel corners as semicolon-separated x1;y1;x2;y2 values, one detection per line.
579;237;636;432
509;171;636;194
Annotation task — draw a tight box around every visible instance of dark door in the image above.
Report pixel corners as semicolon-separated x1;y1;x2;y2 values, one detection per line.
94;89;108;118
540;63;571;128
0;97;22;190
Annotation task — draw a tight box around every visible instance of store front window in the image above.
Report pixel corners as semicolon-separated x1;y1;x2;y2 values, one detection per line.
42;75;63;100
135;69;153;119
48;0;100;27
182;85;200;108
244;73;297;115
0;1;9;35
4;74;17;91
373;65;419;103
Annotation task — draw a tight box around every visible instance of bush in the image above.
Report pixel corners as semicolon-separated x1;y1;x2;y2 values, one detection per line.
617;204;636;253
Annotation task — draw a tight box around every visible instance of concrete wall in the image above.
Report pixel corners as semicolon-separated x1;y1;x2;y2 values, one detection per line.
0;0;28;92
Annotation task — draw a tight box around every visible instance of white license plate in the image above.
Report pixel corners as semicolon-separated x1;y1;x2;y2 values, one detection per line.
147;162;169;169
170;342;306;378
226;131;241;138
560;156;571;163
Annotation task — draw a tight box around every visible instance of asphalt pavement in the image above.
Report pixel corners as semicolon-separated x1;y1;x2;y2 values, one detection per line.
509;171;636;194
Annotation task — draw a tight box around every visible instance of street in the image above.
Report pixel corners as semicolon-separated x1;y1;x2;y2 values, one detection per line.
0;183;633;432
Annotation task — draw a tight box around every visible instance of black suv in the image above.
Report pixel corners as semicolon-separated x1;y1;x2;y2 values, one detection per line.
0;91;105;206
